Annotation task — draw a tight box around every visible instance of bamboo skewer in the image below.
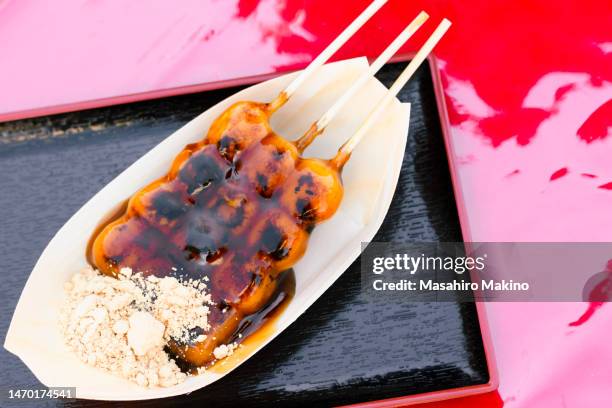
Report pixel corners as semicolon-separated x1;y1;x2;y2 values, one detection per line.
268;0;389;113
294;10;429;151
331;18;452;169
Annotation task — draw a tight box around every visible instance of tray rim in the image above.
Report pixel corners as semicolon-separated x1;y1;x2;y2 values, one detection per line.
342;54;498;408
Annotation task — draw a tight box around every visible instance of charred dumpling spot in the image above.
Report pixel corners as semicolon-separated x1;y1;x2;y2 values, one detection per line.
210;252;276;316
292;174;318;223
178;146;226;195
205;101;271;162
260;223;286;259
92;216;180;278
151;190;189;222
295;173;314;194
272;146;284;159
206;247;227;264
249;211;309;272
241;133;298;198
279;158;343;223
234;272;275;315
260;133;297;155
208;253;265;306
183;215;226;263
255;173;272;198
184;245;201;261
217;135;240;162
127;178;188;225
128;228;186;277
216;299;231;313
224;157;242;180
207;182;256;229
295;198;317;224
183;244;227;265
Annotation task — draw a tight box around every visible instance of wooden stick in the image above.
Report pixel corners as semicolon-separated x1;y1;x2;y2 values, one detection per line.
294;10;429;151
267;0;388;113
331;18;452;169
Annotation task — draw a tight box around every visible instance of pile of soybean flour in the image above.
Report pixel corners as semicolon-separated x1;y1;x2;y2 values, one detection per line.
60;266;236;388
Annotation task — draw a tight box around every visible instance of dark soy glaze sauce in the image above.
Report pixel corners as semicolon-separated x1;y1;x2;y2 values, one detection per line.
87;101;343;367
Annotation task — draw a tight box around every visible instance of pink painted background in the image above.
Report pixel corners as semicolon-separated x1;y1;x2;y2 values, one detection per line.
1;0;611;407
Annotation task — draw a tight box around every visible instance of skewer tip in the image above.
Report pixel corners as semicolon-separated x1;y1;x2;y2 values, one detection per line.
297;9;430;150
417;10;430;20
275;0;391;110
335;17;452;159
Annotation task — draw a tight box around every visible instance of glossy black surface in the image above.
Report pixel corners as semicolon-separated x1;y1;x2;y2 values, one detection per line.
0;63;488;407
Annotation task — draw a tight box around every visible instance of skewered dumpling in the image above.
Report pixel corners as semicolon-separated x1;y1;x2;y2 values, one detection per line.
90;98;344;366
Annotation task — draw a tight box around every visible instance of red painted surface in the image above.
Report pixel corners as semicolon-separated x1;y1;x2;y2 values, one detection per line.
598;181;612;190
578;99;612;143
569;259;612;327
549;167;569;181
2;0;611;407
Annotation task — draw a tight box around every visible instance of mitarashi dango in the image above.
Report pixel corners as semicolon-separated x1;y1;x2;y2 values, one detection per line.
90;99;347;366
88;9;449;367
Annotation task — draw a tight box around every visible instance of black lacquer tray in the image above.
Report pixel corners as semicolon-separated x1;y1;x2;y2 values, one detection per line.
0;62;489;407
